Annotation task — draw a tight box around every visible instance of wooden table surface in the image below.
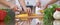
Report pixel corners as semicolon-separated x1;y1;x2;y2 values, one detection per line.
15;15;43;18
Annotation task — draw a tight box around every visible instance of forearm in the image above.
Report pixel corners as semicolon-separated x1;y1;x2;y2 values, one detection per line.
48;0;57;5
19;0;26;9
44;0;57;9
0;0;15;8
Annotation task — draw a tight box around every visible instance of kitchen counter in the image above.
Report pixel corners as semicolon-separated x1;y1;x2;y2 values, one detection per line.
15;15;44;25
0;20;60;25
0;16;60;25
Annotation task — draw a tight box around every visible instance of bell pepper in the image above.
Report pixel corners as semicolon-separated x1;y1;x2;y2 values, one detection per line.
0;10;7;21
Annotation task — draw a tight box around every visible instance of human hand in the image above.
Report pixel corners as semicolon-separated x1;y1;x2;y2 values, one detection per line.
27;7;31;13
10;5;22;12
12;6;18;12
23;7;31;13
43;4;49;10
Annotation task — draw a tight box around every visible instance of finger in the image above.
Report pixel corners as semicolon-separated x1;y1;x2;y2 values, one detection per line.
29;9;31;13
13;7;18;12
28;8;31;13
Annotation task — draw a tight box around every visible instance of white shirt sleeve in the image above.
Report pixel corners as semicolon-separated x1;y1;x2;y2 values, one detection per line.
15;0;22;9
15;0;21;7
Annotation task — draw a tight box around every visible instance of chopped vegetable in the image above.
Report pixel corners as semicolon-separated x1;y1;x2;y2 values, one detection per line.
44;4;60;25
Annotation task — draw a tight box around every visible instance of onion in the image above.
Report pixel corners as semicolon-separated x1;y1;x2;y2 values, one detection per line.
53;20;60;25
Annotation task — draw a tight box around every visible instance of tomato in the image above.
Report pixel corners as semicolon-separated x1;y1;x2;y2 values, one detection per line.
0;10;7;21
55;8;60;11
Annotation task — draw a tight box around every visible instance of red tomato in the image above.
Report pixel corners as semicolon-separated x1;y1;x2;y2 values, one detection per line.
0;10;7;21
55;8;60;11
